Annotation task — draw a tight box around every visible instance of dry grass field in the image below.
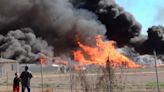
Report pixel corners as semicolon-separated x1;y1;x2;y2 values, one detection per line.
1;67;164;92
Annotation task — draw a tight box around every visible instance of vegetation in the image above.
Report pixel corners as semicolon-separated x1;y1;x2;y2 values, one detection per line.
145;82;164;89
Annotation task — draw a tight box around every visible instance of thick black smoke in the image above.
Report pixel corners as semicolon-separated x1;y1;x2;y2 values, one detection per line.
0;0;141;54
0;0;106;55
131;25;164;54
0;0;34;33
147;26;164;53
0;28;53;63
76;0;142;45
0;0;163;65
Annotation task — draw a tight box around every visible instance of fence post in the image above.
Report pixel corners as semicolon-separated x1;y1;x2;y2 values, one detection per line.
41;64;44;92
153;50;160;92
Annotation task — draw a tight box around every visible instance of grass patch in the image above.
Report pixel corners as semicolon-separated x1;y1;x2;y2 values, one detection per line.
145;82;164;89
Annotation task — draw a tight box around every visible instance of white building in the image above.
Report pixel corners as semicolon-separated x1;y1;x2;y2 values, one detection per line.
0;58;18;77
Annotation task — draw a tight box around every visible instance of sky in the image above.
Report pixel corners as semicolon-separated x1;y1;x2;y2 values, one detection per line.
115;0;164;35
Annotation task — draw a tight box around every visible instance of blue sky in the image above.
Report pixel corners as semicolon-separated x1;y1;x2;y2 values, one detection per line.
115;0;164;35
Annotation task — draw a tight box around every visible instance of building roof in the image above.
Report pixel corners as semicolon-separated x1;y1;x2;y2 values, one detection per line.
0;58;17;64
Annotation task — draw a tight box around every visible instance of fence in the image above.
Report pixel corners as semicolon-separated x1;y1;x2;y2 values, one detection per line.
0;64;164;92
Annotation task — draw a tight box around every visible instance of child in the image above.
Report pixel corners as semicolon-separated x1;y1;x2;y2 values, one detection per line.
13;72;20;92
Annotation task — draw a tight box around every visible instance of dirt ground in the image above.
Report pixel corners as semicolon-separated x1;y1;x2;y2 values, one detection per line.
1;67;164;92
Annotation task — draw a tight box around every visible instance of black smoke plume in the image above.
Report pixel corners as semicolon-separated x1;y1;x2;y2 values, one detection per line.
0;0;106;56
0;0;164;64
76;0;142;45
0;28;53;63
0;0;141;54
131;25;164;54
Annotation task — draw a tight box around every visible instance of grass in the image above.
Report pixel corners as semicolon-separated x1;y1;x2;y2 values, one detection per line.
145;82;164;89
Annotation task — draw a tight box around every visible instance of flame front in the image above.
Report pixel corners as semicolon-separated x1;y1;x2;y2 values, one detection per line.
73;35;141;68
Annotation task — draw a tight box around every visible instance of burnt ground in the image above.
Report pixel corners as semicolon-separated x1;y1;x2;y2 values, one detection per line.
1;67;164;92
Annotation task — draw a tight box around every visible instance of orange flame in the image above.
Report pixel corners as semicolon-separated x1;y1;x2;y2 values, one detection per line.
38;56;46;64
73;35;141;68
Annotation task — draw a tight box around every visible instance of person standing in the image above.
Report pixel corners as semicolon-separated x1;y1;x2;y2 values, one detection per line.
20;66;33;92
13;72;20;92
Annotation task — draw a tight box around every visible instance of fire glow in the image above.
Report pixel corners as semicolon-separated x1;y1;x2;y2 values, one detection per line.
73;35;141;68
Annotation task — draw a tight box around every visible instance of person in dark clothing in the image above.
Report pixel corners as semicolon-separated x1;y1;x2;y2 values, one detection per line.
20;66;33;92
13;72;20;92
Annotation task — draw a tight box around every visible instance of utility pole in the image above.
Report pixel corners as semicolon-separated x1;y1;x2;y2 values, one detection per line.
39;56;45;92
153;50;160;92
6;57;9;92
41;64;43;92
106;58;113;92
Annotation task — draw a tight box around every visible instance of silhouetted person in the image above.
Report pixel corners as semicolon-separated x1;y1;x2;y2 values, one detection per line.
13;72;20;92
20;66;33;92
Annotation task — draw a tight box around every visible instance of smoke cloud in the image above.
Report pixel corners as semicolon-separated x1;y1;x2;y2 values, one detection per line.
130;25;164;55
0;0;164;64
0;28;53;63
0;0;107;55
0;0;34;32
77;0;142;45
146;25;164;54
118;46;163;66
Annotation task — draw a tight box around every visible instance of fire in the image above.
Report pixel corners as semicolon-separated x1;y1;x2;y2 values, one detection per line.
38;56;46;64
73;35;141;68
